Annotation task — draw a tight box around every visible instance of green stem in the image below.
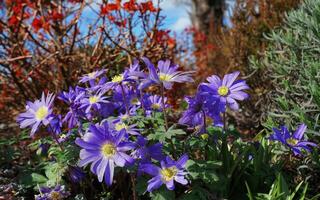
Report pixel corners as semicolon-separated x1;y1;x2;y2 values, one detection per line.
160;83;168;130
160;83;176;158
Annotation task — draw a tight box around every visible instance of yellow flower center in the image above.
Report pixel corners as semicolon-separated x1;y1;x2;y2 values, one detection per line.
89;96;99;104
201;133;209;140
159;73;172;82
115;123;128;131
60;134;67;139
131;98;139;105
88;72;96;79
101;143;116;157
50;191;61;200
286;138;299;146
112;74;124;83
218;86;229;96
161;167;177;182
151;103;161;110
35;106;49;121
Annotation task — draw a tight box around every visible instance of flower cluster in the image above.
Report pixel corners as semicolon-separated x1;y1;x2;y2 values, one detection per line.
17;57;316;197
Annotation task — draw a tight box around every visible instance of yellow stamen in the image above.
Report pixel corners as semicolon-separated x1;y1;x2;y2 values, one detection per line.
60;134;67;139
161;167;177;182
201;133;209;140
121;114;129;120
131;98;139;105
88;72;96;79
286;138;299;146
159;73;172;82
101;143;116;157
218;86;229;96
115;123;127;131
50;191;61;200
151;103;161;110
112;74;124;83
89;96;99;104
35;106;49;121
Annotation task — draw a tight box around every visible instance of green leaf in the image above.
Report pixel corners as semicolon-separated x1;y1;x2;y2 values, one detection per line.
150;187;175;200
31;173;48;183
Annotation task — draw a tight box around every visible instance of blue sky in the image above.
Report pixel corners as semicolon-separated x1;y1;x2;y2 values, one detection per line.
80;0;236;35
160;0;236;32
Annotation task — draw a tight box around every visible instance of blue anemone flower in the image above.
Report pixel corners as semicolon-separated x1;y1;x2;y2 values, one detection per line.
132;136;164;163
35;185;70;200
140;154;188;192
17;92;55;137
75;122;135;186
79;69;106;84
269;124;317;156
179;92;222;131
199;71;249;111
139;57;194;90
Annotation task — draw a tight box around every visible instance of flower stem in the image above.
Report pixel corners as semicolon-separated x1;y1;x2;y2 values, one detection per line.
52;133;64;151
223;112;227;134
160;83;168;130
201;109;207;134
160;83;176;158
120;84;129;114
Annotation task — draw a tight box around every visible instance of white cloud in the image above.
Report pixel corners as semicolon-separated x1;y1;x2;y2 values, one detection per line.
171;16;191;31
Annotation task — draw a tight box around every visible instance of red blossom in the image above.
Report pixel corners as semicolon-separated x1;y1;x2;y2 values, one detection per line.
101;3;121;15
114;19;127;27
107;15;116;22
140;1;157;13
123;0;138;12
32;17;50;32
32;18;43;32
8;16;19;27
51;11;64;21
68;0;82;3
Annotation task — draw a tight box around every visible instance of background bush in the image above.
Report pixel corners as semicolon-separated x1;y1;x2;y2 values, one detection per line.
250;0;320;136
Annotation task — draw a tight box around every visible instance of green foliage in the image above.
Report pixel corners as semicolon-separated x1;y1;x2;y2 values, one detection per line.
250;0;320;136
246;173;309;200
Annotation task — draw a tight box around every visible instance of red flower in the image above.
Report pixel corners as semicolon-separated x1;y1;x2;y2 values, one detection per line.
8;16;19;27
107;15;116;22
32;18;43;32
140;1;157;13
115;19;127;27
101;3;121;15
51;11;64;21
68;0;82;3
123;0;138;12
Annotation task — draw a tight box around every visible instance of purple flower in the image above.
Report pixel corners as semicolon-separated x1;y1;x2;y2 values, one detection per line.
148;95;168;111
68;166;86;183
140;154;188;192
199;71;249;111
113;85;141;110
102;71;134;92
139;58;194;90
75;122;135;186
35;185;69;200
269;124;317;156
48;114;62;135
79;69;106;83
17;92;55;137
132;136;164;163
37;143;50;156
127;60;146;81
79;91;109;114
59;87;85;129
110;118;140;136
179;92;222;130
